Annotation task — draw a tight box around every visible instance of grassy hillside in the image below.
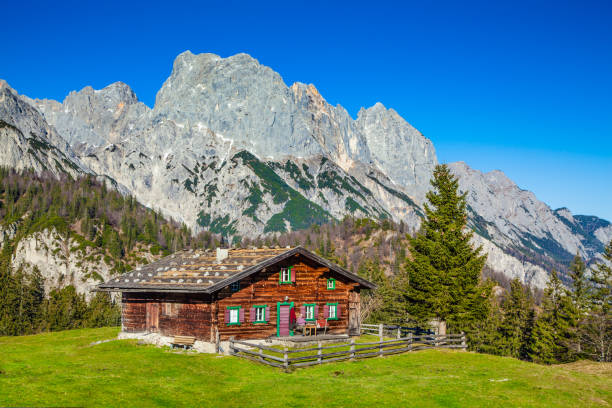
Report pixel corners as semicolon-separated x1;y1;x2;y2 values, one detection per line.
1;328;610;407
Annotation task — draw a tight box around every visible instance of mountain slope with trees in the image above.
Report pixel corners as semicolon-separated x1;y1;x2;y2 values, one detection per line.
0;167;220;335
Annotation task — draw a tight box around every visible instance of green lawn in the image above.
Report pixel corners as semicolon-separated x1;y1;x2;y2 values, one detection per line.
0;328;610;407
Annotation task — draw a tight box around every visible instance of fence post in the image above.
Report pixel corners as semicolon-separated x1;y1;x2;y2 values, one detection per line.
284;347;289;371
397;327;401;339
461;331;466;350
408;333;413;351
378;323;383;342
350;338;355;360
318;342;322;364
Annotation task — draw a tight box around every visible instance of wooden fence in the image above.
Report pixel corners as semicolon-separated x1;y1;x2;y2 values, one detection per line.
361;323;434;338
229;331;467;369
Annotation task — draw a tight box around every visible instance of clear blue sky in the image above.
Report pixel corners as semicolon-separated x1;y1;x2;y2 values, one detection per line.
1;0;611;221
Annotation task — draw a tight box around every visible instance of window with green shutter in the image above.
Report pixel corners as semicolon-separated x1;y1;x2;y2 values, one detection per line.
226;306;241;326
304;303;316;321
327;303;338;320
279;267;292;284
326;278;336;290
253;305;267;323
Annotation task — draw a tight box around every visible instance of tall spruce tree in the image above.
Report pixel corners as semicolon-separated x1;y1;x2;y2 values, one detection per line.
584;240;612;361
569;254;590;314
0;238;18;335
403;164;487;333
499;279;534;359
528;269;569;363
465;279;503;355
566;254;590;358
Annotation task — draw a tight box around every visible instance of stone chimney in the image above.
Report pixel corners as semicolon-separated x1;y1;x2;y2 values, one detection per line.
216;248;229;263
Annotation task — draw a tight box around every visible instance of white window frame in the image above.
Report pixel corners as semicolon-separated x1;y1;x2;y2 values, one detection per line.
305;304;315;320
328;304;337;319
255;307;265;322
281;267;291;283
229;308;239;324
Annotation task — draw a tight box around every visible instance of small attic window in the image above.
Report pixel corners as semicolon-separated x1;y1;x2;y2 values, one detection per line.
326;278;336;290
230;282;240;292
279;267;294;284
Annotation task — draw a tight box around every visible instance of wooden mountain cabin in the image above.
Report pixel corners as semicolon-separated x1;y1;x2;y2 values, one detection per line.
96;246;375;342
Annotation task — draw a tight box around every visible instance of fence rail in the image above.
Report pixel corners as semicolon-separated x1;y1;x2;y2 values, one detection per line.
361;323;435;338
229;326;467;370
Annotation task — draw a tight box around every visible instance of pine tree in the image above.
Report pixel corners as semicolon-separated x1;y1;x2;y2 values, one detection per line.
42;285;88;331
12;265;45;335
27;266;45;332
499;279;534;359
566;254;590;358
0;238;18;335
403;164;487;332
528;269;570;363
528;314;558;364
583;240;612;361
85;292;121;328
569;253;590;314
464;280;503;355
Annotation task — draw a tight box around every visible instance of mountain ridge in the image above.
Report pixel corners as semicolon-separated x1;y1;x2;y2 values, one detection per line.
1;51;610;288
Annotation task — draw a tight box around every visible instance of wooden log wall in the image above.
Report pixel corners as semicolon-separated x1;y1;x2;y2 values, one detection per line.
122;292;146;332
215;253;359;341
122;292;214;341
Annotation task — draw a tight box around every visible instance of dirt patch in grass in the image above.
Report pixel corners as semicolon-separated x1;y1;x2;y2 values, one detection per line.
559;360;612;376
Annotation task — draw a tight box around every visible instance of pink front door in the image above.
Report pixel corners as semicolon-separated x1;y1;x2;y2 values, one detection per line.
278;304;291;336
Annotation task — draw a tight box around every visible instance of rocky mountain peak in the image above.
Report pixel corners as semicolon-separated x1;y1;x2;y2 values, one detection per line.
32;80;150;149
554;207;576;224
59;82;141;116
96;81;139;104
356;101;437;204
358;101;387;115
483;169;518;190
155;51;283;111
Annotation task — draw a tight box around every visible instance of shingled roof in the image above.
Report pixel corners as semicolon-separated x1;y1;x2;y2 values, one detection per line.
96;246;375;293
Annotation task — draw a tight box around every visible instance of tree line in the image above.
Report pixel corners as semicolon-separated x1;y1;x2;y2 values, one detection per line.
0;168;221;336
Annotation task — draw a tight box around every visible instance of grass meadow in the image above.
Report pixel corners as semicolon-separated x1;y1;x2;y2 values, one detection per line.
0;327;610;407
